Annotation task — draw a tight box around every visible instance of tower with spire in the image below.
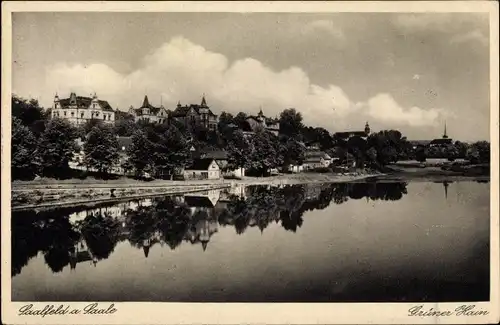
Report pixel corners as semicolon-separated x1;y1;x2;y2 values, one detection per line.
364;121;371;136
442;121;448;139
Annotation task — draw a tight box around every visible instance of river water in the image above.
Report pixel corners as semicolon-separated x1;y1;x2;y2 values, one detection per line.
11;180;490;302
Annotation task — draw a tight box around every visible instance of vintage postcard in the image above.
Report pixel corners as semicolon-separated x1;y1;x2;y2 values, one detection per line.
1;1;499;324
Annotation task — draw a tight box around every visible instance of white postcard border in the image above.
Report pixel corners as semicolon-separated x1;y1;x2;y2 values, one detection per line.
1;1;499;324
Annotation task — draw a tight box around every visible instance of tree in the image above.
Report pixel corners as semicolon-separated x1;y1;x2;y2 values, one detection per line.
279;108;303;138
12;94;48;127
114;118;139;136
234;112;248;128
38;118;79;177
152;124;192;179
225;130;252;171
81;119;104;135
279;136;305;170
467;141;490;164
347;135;367;168
415;146;427;162
12;117;40;179
218;111;234;131
83;125;120;174
454;141;469;158
247;130;282;176
127;130;154;177
366;130;406;166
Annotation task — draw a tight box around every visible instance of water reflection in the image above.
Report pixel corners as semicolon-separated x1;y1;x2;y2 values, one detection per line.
12;182;409;276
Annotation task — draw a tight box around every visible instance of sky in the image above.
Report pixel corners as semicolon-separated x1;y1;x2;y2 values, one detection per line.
12;12;490;141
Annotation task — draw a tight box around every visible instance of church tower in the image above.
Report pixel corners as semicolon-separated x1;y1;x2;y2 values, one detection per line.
54;93;60;109
364;121;371;136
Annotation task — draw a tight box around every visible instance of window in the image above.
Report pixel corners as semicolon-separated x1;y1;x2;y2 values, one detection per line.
64;111;67;116
71;112;74;117
81;112;84;118
93;104;96;109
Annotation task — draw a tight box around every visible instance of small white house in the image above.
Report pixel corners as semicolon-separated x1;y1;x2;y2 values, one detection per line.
184;158;221;180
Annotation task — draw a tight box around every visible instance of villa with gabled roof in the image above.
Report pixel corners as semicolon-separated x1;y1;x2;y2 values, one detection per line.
169;95;218;131
52;92;115;125
128;95;170;124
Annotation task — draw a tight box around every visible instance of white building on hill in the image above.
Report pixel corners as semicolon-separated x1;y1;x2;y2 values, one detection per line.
52;92;115;125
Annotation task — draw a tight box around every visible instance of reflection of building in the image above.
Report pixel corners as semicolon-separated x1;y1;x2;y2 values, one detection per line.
69;240;97;270
128;95;169;123
52;92;115;125
169;95;218;131
243;109;280;136
186;218;219;251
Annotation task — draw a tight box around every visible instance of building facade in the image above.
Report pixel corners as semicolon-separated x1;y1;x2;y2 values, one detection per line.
184;158;221;180
245;109;280;136
52;92;115;125
128;95;169;123
169;96;218;131
333;122;371;141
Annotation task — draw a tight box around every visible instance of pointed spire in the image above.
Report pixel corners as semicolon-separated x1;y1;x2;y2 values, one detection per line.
202;241;208;251
443;121;448;138
177;100;181;108
443;181;449;200
201;94;207;107
142;95;150;108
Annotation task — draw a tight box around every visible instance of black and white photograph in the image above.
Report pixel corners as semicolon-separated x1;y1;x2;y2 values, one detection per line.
1;1;499;324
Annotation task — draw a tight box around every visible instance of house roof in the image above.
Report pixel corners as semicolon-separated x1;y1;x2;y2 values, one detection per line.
333;131;367;139
59;96;114;111
132;95;163;115
430;138;453;145
305;150;328;158
186;158;215;170
170;104;217;117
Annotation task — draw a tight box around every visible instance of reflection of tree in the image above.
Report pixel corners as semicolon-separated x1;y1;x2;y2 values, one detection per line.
156;198;191;250
12;182;411;277
11;211;45;276
80;212;120;261
127;207;159;248
41;216;80;273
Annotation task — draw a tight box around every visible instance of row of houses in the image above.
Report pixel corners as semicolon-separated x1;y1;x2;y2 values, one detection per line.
51;92;281;136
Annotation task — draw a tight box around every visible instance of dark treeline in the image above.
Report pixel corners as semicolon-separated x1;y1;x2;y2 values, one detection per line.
12;94;490;180
12;182;408;276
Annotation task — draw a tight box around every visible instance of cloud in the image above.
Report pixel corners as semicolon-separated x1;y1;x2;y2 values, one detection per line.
35;36;445;133
361;93;442;127
450;29;488;46
301;20;345;40
412;74;420;80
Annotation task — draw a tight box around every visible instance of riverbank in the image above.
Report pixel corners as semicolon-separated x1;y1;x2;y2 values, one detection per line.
10;169;490;210
10;173;378;210
12;172;379;189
